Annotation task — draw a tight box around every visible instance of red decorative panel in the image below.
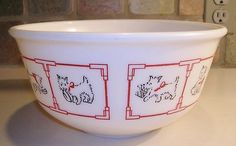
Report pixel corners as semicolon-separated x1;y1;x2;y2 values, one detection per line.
23;56;110;120
126;56;213;120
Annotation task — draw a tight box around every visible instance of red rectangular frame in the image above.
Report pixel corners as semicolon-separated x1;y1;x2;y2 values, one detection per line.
22;56;110;120
126;56;213;120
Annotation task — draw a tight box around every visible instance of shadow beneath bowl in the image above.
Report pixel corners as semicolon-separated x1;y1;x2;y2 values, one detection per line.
6;101;158;146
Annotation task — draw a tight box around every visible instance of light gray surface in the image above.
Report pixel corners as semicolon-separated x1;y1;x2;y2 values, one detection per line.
0;68;236;146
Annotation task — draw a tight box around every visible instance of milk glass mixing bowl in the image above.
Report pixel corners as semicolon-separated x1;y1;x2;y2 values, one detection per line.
9;20;227;137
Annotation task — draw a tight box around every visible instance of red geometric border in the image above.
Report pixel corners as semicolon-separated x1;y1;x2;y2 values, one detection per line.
22;56;110;120
126;56;213;120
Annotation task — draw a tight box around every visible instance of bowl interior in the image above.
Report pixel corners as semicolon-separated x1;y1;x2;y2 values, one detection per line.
11;20;224;33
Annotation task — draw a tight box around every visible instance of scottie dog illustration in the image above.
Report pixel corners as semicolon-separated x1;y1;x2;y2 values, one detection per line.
135;75;179;103
31;73;47;95
191;65;208;95
57;74;94;105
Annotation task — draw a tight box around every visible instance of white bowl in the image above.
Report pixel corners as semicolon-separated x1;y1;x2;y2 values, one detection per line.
9;20;227;137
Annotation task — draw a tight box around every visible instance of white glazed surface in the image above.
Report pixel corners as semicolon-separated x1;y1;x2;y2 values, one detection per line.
9;20;227;137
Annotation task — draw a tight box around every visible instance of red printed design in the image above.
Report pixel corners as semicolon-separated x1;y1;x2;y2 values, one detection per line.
126;56;213;120
191;66;207;95
29;73;48;95
22;56;110;120
135;75;179;103
56;75;95;105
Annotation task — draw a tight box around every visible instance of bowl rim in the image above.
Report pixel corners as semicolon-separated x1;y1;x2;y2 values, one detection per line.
9;19;227;41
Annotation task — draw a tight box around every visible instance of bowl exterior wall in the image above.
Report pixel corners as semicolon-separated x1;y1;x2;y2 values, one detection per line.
15;36;220;136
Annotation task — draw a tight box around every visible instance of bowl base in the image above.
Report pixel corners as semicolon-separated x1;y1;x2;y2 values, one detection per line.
87;129;160;139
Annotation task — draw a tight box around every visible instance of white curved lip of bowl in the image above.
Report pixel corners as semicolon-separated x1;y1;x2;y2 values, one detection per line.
9;19;227;41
